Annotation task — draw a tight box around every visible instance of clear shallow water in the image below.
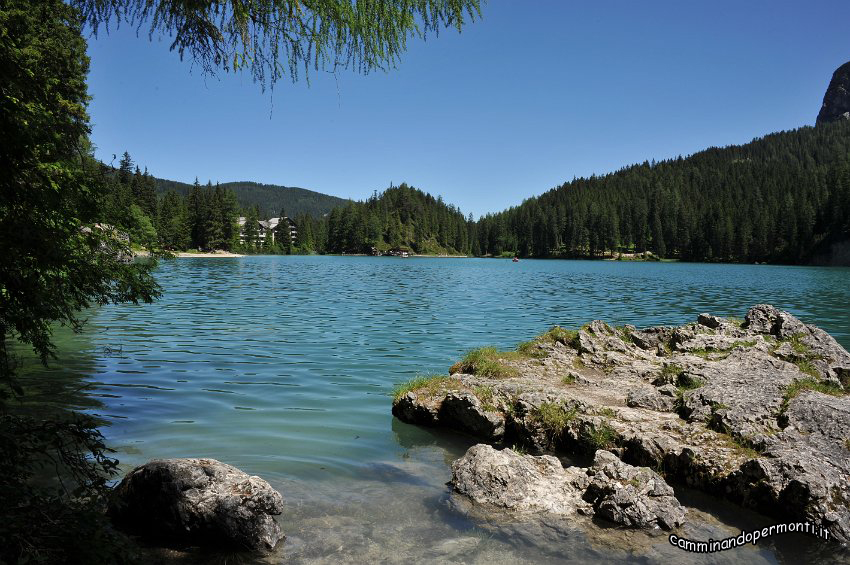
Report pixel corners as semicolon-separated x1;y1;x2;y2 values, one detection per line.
27;257;850;563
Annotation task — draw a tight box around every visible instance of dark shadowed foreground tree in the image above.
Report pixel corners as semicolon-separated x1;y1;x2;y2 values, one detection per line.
0;0;156;562
73;0;481;88
0;0;161;394
2;1;482;562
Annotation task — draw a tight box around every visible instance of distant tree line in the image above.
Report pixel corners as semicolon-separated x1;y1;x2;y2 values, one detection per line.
99;152;238;251
101;152;313;254
302;122;850;263
109;121;850;263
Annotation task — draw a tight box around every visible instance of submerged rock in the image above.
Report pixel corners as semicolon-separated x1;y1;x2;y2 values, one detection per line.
451;444;684;530
393;305;850;543
108;458;284;551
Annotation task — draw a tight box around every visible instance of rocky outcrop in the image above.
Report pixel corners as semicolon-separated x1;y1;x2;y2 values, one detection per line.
451;445;684;530
108;458;284;551
451;444;591;515
393;305;850;543
817;61;850;124
583;450;686;530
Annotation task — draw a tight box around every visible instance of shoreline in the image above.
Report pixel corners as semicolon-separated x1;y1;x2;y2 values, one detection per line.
392;305;850;545
173;251;244;258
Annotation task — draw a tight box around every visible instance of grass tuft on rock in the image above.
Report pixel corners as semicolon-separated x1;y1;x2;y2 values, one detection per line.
614;325;635;344
676;373;704;391
787;333;811;355
449;347;524;379
534;402;578;440
393;375;458;402
691;340;758;359
473;385;498;411
719;433;763;459
779;378;845;415
656;363;684;385
793;359;820;379
449;347;520;378
537;326;580;349
582;420;618;451
516;340;547;358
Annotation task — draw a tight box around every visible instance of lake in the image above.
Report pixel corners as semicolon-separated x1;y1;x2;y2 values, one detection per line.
30;257;850;563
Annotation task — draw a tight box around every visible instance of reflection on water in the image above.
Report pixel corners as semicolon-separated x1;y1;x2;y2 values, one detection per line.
26;257;850;563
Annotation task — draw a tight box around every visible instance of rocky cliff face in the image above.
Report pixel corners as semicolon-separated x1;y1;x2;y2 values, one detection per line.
817;61;850;124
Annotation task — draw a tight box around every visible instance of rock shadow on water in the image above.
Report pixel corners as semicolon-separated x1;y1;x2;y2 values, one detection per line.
443;487;781;564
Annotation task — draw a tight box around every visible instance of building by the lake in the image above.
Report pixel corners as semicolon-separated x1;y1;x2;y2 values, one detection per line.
237;216;297;247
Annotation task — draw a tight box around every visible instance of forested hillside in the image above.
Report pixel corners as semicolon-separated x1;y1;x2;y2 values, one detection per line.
321;184;473;255
112;121;850;263
474;121;850;264
154;178;347;218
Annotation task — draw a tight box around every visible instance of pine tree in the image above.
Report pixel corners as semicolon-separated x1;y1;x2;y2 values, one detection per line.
187;178;206;249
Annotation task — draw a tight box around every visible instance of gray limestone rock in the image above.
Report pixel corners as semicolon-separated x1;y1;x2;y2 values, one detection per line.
584;450;686;530
394;305;850;543
108;458;284;551
744;304;807;338
440;390;506;441
451;444;590;515
392;391;440;426
451;445;685;531
697;313;723;329
626;387;676;412
817;61;850;124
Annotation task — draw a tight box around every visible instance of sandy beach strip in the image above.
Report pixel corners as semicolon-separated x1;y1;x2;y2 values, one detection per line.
174;251;244;258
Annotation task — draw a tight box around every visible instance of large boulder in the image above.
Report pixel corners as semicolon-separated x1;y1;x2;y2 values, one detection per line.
451;444;591;515
392;385;506;441
583;450;686;530
451;444;685;530
108;458;284;551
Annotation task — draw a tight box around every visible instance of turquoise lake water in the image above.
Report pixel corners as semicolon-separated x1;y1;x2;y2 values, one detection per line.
27;257;850;563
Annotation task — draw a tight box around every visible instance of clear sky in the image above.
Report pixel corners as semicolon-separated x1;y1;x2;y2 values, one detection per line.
85;0;850;218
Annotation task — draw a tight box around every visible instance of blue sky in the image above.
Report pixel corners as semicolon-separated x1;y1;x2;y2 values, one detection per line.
85;0;850;218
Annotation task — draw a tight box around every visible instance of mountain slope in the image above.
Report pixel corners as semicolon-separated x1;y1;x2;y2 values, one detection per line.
154;178;348;218
474;121;850;264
